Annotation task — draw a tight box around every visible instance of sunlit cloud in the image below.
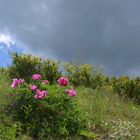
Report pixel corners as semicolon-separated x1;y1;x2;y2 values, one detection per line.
0;34;15;53
0;33;25;67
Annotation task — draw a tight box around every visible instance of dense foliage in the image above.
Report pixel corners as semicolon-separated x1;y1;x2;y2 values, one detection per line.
0;53;140;139
10;74;85;139
7;53;140;104
64;63;107;89
8;53;61;83
111;76;140;104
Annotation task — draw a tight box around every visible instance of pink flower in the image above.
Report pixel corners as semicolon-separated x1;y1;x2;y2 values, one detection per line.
34;89;47;99
30;85;37;91
42;80;48;85
11;78;19;88
11;78;25;88
58;77;68;86
32;74;41;80
65;89;77;97
18;79;24;84
11;83;17;88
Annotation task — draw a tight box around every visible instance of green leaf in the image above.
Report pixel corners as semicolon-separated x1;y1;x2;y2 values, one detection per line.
79;130;97;139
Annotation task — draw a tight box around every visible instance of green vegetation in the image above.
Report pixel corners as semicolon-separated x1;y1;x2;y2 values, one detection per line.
13;83;85;139
8;53;61;83
77;87;140;139
0;53;140;139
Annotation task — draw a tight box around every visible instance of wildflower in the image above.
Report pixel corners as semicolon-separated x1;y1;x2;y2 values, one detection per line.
58;77;68;86
11;78;25;88
34;89;47;99
65;89;77;97
32;74;41;80
11;78;19;88
42;80;48;85
18;79;24;84
30;85;37;91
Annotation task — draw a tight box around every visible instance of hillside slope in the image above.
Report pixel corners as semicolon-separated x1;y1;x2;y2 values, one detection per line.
0;72;140;139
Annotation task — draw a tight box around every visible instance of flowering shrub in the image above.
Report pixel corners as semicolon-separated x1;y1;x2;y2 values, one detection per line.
11;74;85;139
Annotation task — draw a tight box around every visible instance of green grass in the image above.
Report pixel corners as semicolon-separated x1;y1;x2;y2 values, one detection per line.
0;73;32;140
77;86;140;139
0;72;140;139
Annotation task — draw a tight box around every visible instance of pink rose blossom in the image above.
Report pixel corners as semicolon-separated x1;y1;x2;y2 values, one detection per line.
34;89;47;99
58;77;68;86
18;79;24;84
11;78;25;88
65;89;77;97
11;79;19;88
42;80;48;85
30;85;37;91
32;74;41;80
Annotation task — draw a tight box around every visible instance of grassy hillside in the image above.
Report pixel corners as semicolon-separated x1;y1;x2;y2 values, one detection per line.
0;72;140;139
77;87;140;139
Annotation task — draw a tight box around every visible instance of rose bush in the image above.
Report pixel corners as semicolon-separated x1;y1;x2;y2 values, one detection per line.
11;74;85;139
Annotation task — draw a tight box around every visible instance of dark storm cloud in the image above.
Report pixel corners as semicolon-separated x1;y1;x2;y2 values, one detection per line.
0;0;140;75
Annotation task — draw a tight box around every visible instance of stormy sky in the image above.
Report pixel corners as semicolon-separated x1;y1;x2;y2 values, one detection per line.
0;0;140;75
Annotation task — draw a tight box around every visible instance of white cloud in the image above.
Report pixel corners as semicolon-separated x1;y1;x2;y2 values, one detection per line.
0;34;15;52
